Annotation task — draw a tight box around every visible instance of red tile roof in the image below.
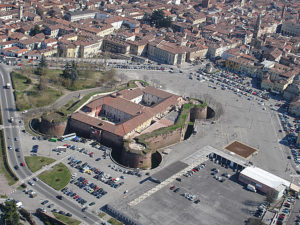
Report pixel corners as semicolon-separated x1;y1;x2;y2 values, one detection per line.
72;87;181;137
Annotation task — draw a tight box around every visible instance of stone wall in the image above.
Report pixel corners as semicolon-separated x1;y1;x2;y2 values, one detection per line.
39;118;67;137
146;127;182;150
69;118;92;138
121;107;191;169
190;106;207;121
121;150;152;169
101;130;123;148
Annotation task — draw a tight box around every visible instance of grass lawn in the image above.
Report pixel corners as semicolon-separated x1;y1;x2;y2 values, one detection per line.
25;156;56;173
98;212;106;218
108;218;122;225
0;131;18;185
53;212;81;225
12;67;117;111
38;163;71;190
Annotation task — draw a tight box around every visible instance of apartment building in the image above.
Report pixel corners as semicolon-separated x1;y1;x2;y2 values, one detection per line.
148;40;186;65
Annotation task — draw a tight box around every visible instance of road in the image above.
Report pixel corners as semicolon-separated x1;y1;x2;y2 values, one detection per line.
0;63;101;225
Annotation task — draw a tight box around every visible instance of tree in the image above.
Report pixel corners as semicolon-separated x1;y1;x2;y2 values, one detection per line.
61;62;72;79
144;9;172;28
36;55;48;76
1;200;21;225
38;76;48;90
30;25;40;36
39;55;48;68
61;61;79;84
69;61;78;82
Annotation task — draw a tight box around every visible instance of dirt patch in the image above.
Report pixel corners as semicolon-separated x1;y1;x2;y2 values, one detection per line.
225;141;258;159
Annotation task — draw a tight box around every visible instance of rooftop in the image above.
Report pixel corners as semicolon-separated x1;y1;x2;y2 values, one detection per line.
240;166;290;189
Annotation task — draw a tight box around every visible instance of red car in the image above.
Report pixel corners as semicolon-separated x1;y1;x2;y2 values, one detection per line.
73;195;79;199
64;144;68;147
20;162;25;167
170;186;175;190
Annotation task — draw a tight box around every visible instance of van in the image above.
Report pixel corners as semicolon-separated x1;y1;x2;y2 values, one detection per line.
246;184;256;192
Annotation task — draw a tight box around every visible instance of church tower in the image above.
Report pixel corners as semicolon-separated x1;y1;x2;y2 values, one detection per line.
18;2;23;20
281;5;286;21
240;0;245;7
253;14;261;38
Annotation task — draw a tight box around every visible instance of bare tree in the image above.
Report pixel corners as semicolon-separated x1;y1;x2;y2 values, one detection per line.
38;76;48;90
21;65;34;78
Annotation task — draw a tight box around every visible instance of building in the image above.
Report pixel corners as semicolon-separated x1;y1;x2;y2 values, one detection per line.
283;75;300;101
79;39;103;58
281;21;300;37
70;86;182;147
239;166;290;200
103;39;130;54
202;0;211;8
148;40;186;65
65;10;96;22
288;97;300;117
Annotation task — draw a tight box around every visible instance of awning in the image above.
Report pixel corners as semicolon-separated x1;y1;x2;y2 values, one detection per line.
290;183;300;193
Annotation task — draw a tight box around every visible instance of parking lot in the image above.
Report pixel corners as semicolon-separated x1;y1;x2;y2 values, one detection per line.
112;160;265;225
12;133;146;215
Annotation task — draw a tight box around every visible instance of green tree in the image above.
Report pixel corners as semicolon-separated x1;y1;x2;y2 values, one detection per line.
36;55;48;76
30;25;40;36
70;61;78;82
144;9;172;28
1;200;21;225
61;62;72;79
61;61;78;84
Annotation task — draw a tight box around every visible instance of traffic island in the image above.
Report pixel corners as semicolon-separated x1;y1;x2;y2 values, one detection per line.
38;163;71;190
25;156;56;173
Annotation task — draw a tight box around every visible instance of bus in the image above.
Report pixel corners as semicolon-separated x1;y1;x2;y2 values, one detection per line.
60;133;76;141
49;138;58;142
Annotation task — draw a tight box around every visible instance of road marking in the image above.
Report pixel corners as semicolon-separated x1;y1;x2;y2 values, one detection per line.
128;155;208;206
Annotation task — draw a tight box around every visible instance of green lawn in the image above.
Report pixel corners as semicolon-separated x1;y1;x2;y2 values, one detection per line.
38;163;71;190
108;218;122;225
0;131;18;185
12;67;117;111
25;156;56;173
98;212;106;218
11;72;29;91
53;213;81;225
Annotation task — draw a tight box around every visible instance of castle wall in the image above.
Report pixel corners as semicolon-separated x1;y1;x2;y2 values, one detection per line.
101;130;123;148
121;108;191;169
69;118;92;138
121;150;152;169
190;106;207;121
39;118;67;137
